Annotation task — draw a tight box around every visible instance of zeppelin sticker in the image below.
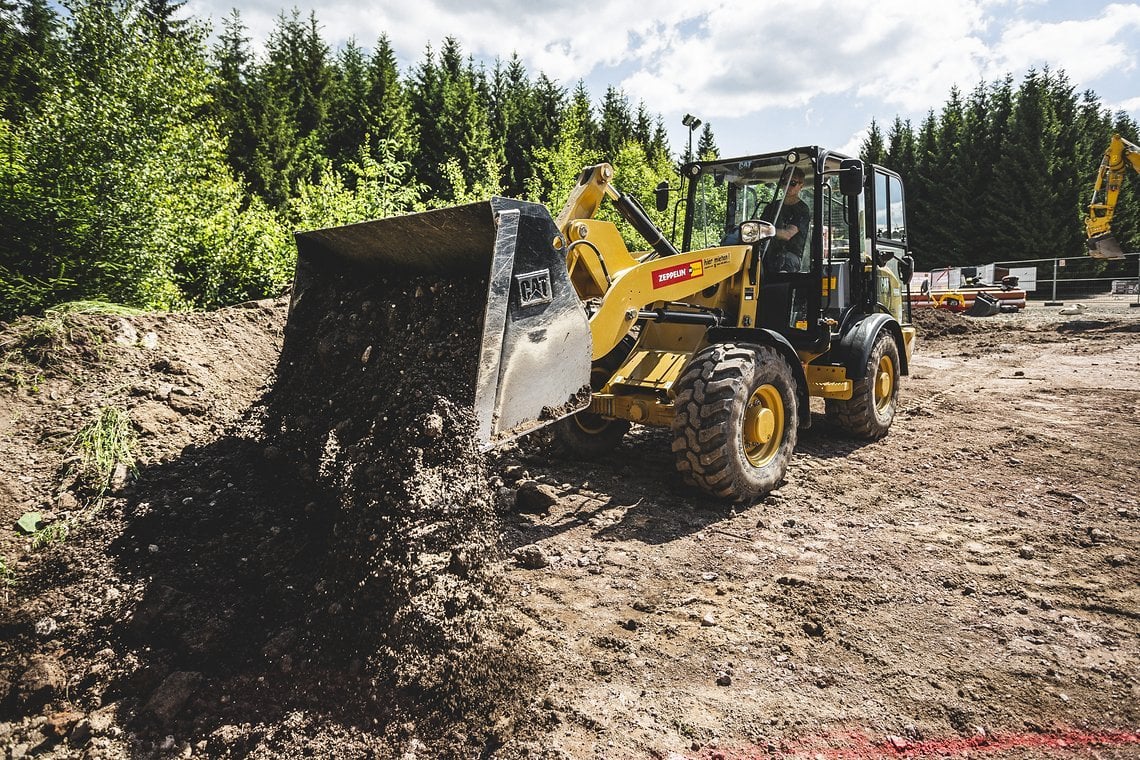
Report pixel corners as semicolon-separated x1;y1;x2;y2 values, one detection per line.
652;260;703;289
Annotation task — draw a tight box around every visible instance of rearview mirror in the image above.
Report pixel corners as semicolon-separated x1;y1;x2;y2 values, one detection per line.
654;181;670;212
899;255;914;282
839;159;864;196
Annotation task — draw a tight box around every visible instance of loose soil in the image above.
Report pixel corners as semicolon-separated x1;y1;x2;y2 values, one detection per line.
1;293;1138;759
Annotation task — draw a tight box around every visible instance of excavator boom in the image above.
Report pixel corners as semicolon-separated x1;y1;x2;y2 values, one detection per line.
1086;133;1140;260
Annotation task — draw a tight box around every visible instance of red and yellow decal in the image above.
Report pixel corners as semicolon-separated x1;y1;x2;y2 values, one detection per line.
651;260;703;289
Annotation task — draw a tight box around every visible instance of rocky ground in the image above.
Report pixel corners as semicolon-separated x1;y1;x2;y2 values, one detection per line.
1;293;1138;759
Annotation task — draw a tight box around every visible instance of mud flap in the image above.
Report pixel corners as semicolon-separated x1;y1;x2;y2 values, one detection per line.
292;198;592;449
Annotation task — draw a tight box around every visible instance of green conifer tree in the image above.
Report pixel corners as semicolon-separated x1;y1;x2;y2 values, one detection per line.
860;119;885;165
907;111;939;268
209;9;256;186
648;116;671;165
956;81;992;259
885;117;915;176
489;53;539;196
409;37;498;202
531;73;566;153
249;9;333;205
634;101;652;154
364;34;415;162
141;0;187;39
598;86;632;161
0;0;59;119
569;80;597;151
696;122;718;160
327;38;370;170
930;87;970;264
989;69;1057;261
1049;71;1087;254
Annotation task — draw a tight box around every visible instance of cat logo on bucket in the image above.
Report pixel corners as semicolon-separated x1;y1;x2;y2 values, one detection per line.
652;260;703;289
515;269;553;307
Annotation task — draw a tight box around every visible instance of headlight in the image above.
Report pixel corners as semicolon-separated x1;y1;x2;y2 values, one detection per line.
740;221;776;244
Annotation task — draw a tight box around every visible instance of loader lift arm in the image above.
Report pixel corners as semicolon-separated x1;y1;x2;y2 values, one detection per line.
1086;132;1140;260
555;163;681;260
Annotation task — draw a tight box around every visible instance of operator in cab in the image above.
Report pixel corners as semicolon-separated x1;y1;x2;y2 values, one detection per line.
761;166;810;273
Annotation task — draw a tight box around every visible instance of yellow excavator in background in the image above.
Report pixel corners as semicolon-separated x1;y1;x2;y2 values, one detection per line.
1086;132;1140;260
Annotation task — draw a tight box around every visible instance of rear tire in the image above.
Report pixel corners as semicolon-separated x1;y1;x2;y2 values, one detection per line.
826;331;900;439
671;343;798;502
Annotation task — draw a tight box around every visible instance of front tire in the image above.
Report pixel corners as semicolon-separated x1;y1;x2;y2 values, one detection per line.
671;343;799;502
826;331;900;439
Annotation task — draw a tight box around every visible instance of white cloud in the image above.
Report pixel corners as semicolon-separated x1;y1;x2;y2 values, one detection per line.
616;0;998;117
1112;96;1140;114
187;0;1140;107
628;1;1140;119
618;0;1140;153
187;0;700;79
837;126;869;159
183;0;1140;155
992;4;1140;82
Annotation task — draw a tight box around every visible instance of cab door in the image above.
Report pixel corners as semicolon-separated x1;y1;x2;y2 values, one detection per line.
868;168;910;321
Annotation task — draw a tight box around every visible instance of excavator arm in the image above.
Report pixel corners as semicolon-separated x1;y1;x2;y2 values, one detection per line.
1086;133;1140;260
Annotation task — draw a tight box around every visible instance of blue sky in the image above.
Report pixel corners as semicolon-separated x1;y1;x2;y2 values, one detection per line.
185;0;1140;162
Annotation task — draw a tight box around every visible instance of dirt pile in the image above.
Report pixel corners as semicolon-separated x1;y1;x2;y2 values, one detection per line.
0;290;543;759
264;261;539;753
910;306;979;338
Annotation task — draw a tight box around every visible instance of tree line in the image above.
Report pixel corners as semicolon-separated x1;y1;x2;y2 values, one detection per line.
860;69;1140;272
1;0;1136;320
0;0;687;319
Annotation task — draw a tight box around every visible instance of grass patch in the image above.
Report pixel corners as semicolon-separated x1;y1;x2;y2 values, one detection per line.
30;522;69;551
0;359;44;392
0;300;145;386
70;406;138;496
45;300;147;318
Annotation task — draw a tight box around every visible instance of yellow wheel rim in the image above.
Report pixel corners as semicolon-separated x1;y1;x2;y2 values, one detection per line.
743;384;784;467
874;353;895;413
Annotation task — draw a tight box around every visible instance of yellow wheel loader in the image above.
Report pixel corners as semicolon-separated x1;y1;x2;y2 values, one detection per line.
288;147;916;503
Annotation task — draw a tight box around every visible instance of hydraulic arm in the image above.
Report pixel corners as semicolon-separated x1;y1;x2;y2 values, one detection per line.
1086;133;1140;260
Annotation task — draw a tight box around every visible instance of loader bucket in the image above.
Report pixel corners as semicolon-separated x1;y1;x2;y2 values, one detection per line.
288;197;593;450
1087;233;1125;260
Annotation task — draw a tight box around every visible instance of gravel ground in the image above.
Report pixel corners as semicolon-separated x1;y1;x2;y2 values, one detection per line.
0;293;1137;759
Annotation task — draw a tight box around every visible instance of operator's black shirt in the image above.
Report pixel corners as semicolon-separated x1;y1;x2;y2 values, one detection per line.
762;198;810;272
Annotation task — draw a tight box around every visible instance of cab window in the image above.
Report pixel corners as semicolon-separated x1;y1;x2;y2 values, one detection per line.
874;171;906;242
